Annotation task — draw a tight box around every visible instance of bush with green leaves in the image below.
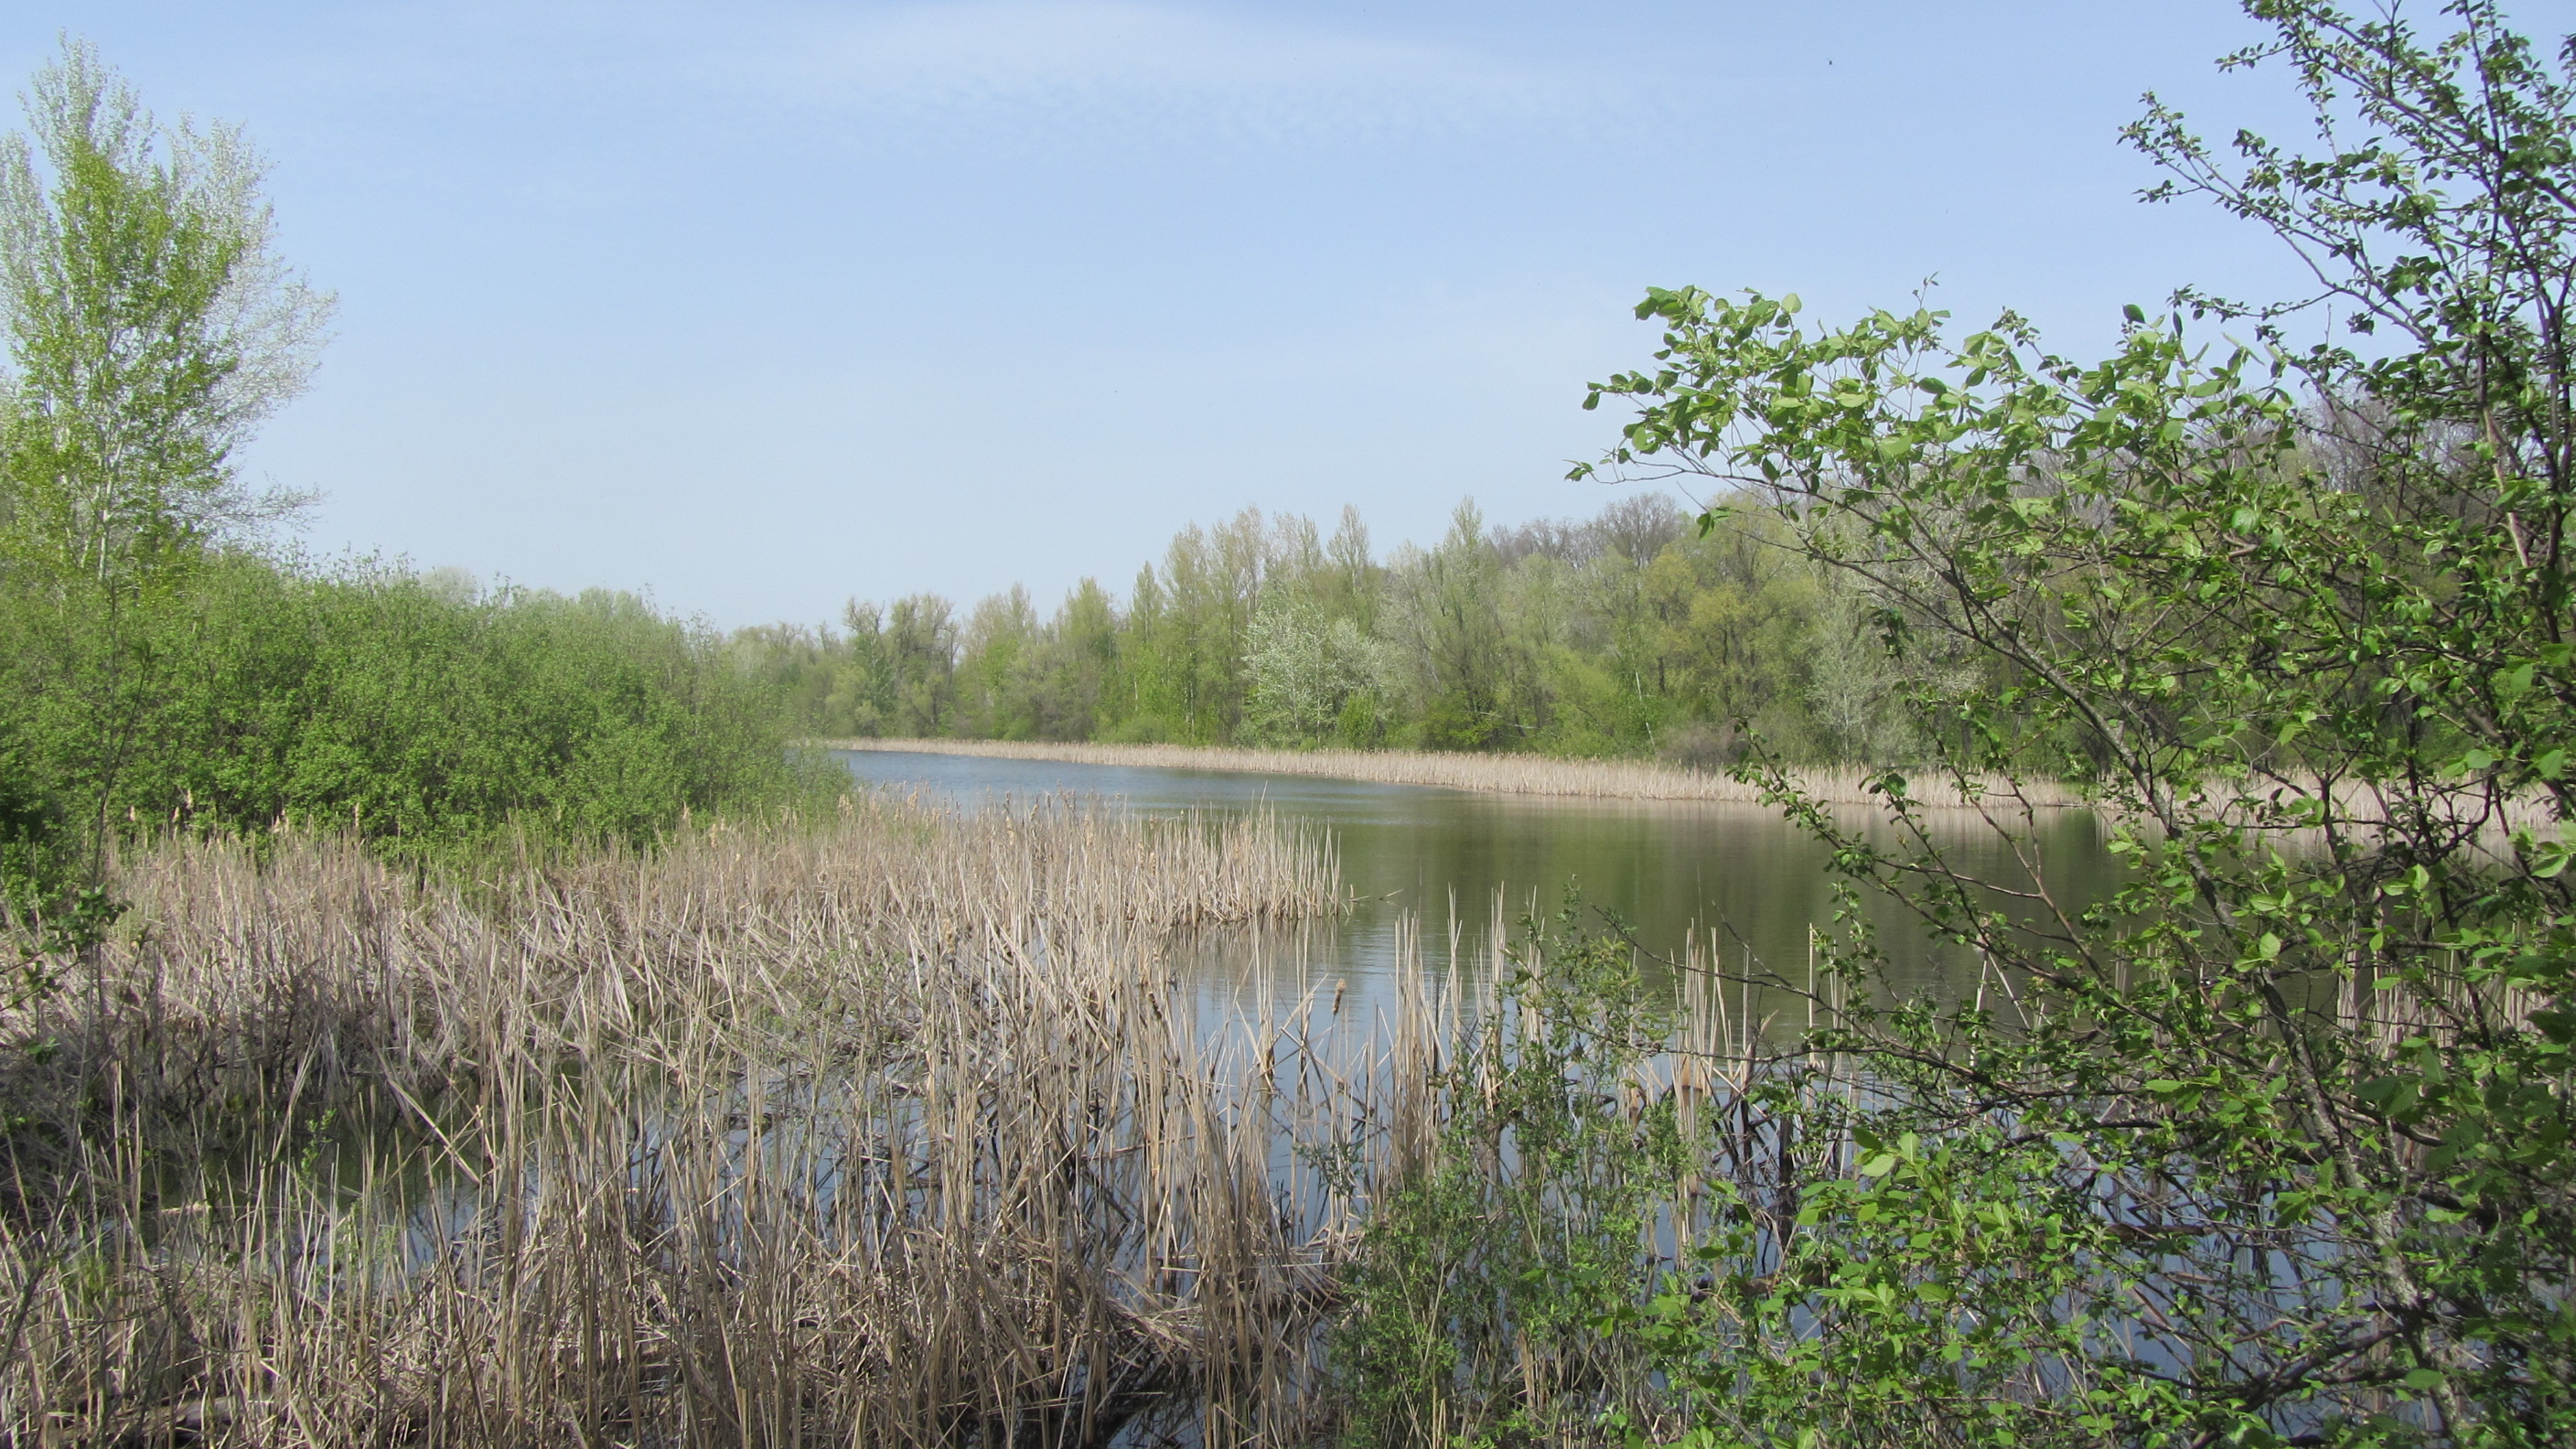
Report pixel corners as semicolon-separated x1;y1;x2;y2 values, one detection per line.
0;556;824;863
1328;896;1684;1448
0;41;815;893
1326;3;2576;1445
1551;2;2576;1444
0;37;331;925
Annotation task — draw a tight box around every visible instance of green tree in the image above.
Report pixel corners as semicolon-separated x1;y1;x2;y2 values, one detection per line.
0;38;328;592
1388;500;1515;749
1641;506;1822;749
954;585;1039;739
1242;592;1400;746
876;593;961;735
1022;576;1122;740
1567;2;2576;1443
0;38;328;918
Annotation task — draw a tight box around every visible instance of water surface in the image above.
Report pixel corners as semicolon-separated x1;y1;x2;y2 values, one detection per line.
835;749;2119;1021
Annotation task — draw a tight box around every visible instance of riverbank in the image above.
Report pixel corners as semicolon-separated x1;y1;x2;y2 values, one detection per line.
816;737;2082;809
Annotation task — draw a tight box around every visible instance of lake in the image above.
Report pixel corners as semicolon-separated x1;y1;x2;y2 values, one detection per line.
832;747;2120;1034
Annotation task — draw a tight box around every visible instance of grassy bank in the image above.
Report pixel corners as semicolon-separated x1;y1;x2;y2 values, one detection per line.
821;736;2080;809
0;796;1385;1445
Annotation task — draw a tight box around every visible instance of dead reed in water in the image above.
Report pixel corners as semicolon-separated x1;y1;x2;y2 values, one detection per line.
821;738;2079;810
0;795;1380;1447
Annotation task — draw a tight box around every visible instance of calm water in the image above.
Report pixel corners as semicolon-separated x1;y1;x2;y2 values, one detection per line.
833;749;2120;1021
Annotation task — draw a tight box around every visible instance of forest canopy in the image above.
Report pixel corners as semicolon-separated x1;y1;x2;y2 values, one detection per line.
731;490;1943;769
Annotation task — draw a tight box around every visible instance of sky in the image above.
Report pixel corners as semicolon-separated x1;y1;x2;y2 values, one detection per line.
0;2;2476;628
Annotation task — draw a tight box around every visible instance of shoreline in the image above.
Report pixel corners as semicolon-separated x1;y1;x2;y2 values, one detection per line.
811;737;2080;810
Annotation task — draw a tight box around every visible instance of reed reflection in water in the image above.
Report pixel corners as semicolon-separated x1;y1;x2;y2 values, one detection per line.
836;746;2121;1037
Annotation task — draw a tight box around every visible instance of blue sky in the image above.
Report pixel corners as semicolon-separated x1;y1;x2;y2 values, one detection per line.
3;3;2417;626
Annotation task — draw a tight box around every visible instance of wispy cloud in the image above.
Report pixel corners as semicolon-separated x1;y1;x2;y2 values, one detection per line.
266;0;1651;156
763;3;1545;105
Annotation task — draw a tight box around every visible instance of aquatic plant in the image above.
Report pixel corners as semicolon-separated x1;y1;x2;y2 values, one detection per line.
0;794;1377;1446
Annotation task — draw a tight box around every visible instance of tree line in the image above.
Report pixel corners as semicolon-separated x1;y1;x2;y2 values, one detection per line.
733;489;1950;767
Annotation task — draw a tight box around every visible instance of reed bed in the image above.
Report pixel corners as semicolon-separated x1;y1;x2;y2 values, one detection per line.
820;739;2081;810
0;777;2473;1444
0;794;1399;1447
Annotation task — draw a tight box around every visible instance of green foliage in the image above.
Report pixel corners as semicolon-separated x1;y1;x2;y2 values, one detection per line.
1329;896;1683;1447
0;37;328;596
0;718;70;924
0;38;330;939
0;42;802;900
741;493;1916;764
1632;1089;2184;1449
1242;593;1400;746
1554;3;2576;1443
0;556;820;859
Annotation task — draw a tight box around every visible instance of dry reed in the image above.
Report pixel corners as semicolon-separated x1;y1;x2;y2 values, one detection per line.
818;738;2080;810
0;793;1399;1447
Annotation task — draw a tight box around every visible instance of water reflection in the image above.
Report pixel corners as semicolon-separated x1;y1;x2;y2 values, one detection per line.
832;749;2120;1019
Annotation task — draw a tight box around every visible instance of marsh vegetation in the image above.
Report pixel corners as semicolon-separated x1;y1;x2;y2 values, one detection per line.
5;2;2576;1445
0;797;1363;1445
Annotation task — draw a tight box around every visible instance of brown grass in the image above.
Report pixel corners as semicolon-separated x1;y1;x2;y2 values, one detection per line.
0;794;1398;1447
818;738;2081;810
